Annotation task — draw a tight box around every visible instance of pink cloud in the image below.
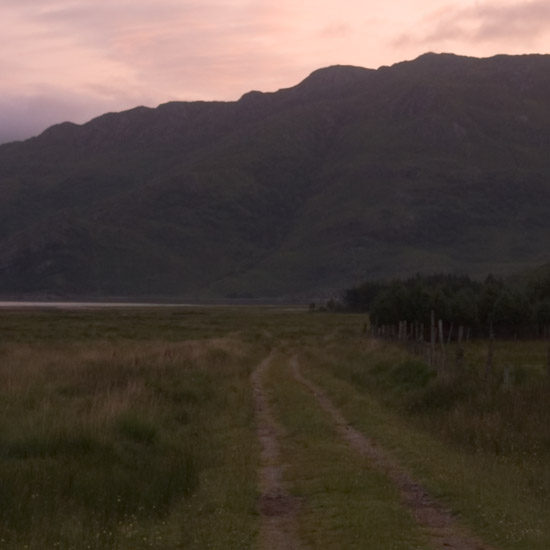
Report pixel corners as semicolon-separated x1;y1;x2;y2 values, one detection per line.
395;0;550;48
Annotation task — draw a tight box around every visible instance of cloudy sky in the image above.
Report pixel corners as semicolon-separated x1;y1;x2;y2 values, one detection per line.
2;0;550;143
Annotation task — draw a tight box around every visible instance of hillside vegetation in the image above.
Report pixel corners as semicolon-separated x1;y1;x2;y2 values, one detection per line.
2;53;550;298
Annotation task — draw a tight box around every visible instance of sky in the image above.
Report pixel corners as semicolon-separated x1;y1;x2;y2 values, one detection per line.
2;0;550;144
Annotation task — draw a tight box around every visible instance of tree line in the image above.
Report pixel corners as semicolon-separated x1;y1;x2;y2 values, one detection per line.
342;273;550;338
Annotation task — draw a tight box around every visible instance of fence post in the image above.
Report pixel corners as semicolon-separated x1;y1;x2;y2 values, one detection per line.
438;319;446;370
430;310;436;369
456;325;464;370
485;323;494;380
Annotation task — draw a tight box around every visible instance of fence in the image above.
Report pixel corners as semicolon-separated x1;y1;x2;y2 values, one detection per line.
369;312;550;378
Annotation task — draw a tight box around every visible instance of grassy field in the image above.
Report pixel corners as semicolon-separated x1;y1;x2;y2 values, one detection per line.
0;306;549;549
0;307;267;549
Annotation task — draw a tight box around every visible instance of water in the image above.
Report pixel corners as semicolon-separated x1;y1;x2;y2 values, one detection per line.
0;301;196;309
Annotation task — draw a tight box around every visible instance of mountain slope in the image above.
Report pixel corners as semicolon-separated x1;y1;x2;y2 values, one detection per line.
2;53;550;299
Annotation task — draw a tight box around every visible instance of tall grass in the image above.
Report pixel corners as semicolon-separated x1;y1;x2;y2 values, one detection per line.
0;334;260;549
307;336;550;458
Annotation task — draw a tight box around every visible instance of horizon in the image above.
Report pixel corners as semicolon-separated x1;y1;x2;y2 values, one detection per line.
2;0;550;144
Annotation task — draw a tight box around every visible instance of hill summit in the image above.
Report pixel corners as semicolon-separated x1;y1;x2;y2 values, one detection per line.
2;53;550;300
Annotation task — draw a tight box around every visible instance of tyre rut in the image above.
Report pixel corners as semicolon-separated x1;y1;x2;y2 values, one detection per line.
290;356;494;550
252;354;305;550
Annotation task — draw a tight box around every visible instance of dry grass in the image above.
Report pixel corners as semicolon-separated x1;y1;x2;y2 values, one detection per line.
0;331;260;549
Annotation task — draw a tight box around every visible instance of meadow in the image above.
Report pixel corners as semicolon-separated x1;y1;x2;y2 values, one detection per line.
0;306;548;549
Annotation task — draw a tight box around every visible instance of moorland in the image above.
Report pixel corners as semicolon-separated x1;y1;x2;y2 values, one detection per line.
0;305;549;549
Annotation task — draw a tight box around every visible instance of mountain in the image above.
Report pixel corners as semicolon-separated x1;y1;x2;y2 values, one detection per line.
2;52;550;300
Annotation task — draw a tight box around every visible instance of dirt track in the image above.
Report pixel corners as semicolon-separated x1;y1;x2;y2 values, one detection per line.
251;353;495;549
251;355;304;550
290;355;493;550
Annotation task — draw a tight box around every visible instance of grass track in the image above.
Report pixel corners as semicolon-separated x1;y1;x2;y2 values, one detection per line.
300;348;550;550
266;354;431;549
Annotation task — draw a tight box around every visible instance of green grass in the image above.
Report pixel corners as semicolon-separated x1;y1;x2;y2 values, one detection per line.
299;337;550;550
266;355;430;549
0;308;235;342
0;318;262;549
2;306;550;549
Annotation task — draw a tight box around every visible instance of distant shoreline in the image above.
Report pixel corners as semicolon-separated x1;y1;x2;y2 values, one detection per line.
0;301;305;310
0;301;200;309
